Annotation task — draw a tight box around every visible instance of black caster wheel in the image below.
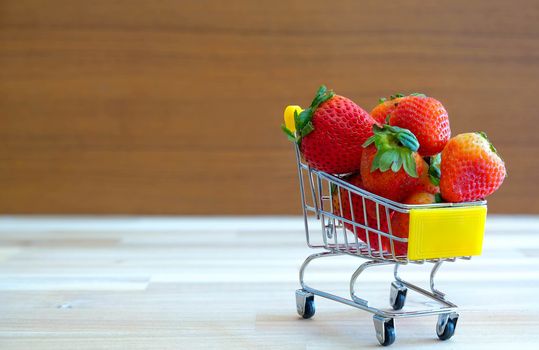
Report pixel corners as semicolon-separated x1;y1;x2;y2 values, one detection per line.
389;281;407;311
374;316;396;346
296;289;315;319
436;313;458;341
302;296;315;319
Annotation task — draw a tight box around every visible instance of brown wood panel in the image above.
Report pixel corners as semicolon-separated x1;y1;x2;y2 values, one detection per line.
0;0;538;214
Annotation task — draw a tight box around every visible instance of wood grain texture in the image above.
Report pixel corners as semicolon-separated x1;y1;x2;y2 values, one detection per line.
0;1;538;214
0;216;539;349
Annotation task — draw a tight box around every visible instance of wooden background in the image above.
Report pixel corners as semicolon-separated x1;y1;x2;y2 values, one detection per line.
0;0;537;215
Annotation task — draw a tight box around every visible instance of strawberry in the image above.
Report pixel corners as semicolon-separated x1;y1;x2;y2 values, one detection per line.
281;86;377;174
388;94;450;157
360;125;425;202
364;201;393;253
370;94;404;124
331;174;365;234
331;174;390;253
391;192;436;257
440;132;506;202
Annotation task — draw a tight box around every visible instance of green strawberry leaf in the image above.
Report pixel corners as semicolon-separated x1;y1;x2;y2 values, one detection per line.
428;153;441;186
402;151;418;178
387;125;419;151
281;124;296;142
378;97;387;104
390;93;405;100
429;174;440;186
434;193;444;203
366;124;420;178
296;109;311;131
294;110;300;130
391;155;403;172
370;125;387;149
362;135;376;148
379;149;398;172
300;121;315;137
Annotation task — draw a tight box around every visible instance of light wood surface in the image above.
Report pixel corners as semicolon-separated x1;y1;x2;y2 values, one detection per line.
1;1;538;215
0;216;538;349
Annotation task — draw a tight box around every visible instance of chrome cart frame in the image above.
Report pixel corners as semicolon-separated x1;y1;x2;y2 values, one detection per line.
292;146;485;346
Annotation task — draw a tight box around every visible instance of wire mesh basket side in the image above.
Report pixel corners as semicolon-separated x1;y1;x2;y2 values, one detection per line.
294;147;409;262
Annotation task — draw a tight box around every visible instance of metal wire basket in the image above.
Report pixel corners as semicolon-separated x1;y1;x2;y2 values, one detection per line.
292;144;487;346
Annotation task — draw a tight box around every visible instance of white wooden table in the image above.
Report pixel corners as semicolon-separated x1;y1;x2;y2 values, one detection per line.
0;216;538;349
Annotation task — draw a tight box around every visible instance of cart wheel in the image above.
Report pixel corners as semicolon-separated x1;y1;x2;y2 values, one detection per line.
389;281;407;310
373;315;396;346
295;289;315;319
436;313;458;341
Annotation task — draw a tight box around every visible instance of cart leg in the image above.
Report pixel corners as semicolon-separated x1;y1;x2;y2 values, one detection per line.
296;251;342;318
393;262;456;308
430;261;446;298
350;260;392;305
390;264;408;310
299;251;342;290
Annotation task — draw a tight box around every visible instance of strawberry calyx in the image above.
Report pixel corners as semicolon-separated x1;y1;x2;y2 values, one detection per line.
281;85;334;144
363;124;420;178
428;153;441;186
377;93;404;105
376;92;426;106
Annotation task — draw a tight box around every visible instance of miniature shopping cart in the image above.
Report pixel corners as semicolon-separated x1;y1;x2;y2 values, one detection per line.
291;144;487;346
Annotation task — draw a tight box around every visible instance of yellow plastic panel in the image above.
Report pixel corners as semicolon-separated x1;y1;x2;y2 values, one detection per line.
283;105;302;132
407;206;487;260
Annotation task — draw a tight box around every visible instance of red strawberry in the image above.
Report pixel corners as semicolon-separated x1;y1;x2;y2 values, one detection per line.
370;94;404;124
418;173;440;194
360;125;425;202
364;201;393;254
331;174;366;235
282;86;377;174
389;94;450;157
331;174;390;253
391;192;436;257
440;132;506;202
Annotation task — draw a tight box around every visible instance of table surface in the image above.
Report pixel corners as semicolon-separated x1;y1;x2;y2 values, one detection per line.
0;215;538;349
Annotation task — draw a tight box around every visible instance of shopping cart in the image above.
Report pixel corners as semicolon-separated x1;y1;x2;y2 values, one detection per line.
291;144;487;346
